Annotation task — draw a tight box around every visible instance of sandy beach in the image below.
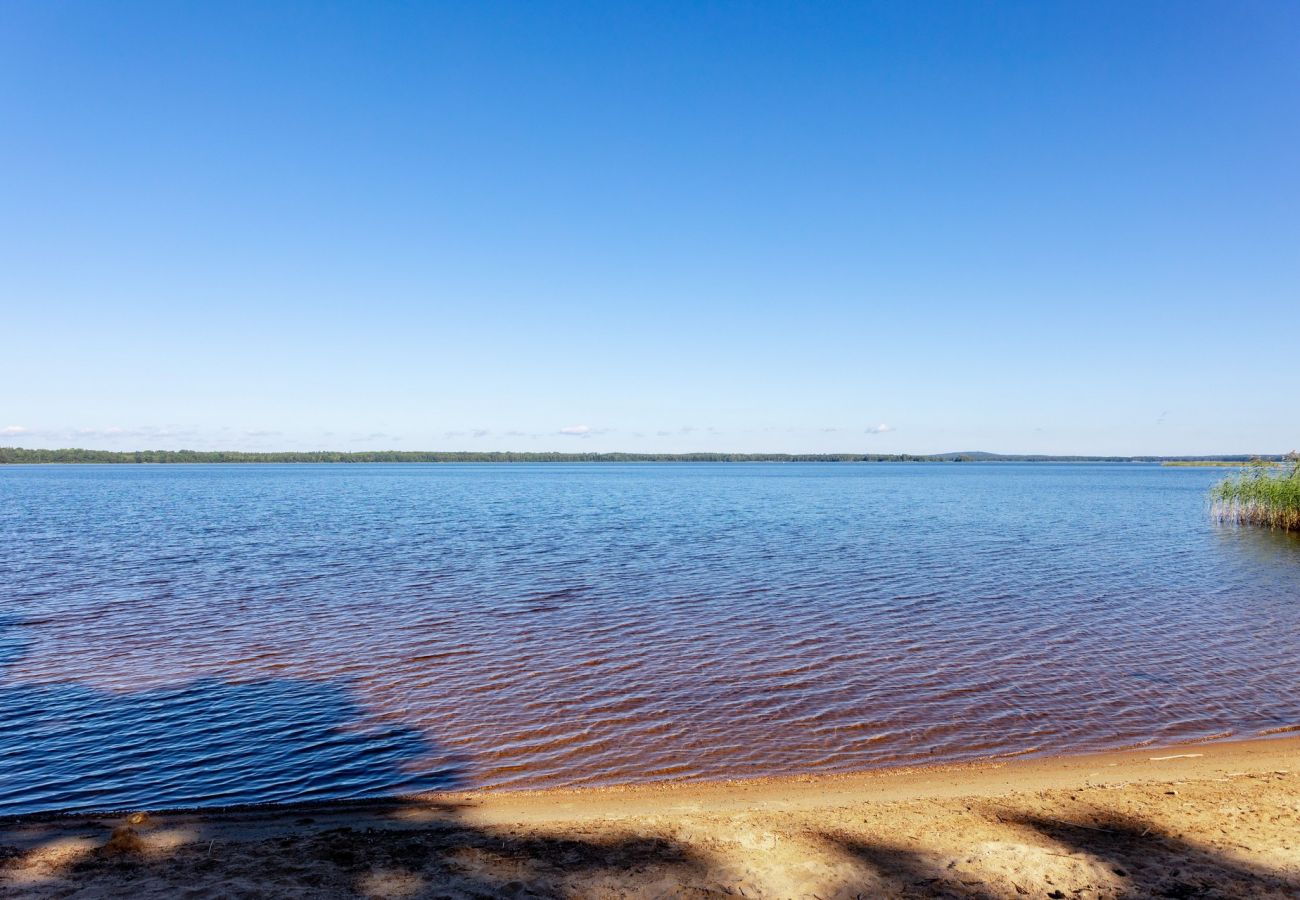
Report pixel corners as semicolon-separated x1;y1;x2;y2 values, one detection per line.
3;735;1298;898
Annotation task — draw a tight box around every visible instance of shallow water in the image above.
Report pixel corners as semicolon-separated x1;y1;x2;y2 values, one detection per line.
2;463;1298;815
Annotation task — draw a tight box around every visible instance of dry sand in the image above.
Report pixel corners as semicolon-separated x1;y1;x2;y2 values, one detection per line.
3;736;1298;898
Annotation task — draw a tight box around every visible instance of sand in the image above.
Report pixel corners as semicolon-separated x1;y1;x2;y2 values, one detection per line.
2;736;1298;898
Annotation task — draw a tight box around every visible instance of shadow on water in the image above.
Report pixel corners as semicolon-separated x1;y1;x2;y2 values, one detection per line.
0;616;709;896
0;617;463;815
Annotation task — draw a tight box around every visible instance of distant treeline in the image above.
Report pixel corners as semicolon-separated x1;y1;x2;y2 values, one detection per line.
0;447;1286;465
1162;459;1282;468
0;448;970;464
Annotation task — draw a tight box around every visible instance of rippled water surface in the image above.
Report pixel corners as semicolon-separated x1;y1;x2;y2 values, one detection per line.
2;463;1299;814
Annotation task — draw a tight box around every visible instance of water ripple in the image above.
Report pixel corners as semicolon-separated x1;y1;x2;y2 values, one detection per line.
1;462;1299;814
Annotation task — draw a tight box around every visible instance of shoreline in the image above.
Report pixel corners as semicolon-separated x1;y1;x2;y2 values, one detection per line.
413;732;1300;819
5;734;1298;897
6;731;1296;824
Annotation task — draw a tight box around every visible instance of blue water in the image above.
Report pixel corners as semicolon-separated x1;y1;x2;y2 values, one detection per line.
1;463;1298;815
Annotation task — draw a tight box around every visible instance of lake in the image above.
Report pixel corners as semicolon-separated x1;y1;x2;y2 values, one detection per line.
2;463;1298;815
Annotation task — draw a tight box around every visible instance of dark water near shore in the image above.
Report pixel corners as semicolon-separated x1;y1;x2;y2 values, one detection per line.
2;463;1299;815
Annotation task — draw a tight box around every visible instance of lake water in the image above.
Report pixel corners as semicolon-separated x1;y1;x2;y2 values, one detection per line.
2;463;1298;815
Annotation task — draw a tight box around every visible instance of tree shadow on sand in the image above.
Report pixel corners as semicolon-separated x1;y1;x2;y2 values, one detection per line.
3;801;709;899
1007;810;1300;899
194;813;707;898
818;806;1300;900
817;832;1003;900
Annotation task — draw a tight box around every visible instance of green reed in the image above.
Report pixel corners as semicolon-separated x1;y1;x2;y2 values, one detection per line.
1212;453;1300;531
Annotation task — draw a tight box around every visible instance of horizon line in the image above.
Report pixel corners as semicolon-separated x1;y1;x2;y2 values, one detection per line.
1;447;1292;463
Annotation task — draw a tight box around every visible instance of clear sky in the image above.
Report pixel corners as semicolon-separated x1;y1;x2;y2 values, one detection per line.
3;2;1296;455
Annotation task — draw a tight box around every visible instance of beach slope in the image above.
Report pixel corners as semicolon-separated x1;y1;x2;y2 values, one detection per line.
3;736;1298;898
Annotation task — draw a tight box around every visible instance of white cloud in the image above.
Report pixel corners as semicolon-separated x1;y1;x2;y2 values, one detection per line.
1;425;28;436
559;424;592;436
865;423;895;434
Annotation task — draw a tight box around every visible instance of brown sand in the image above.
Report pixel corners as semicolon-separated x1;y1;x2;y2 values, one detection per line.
3;736;1298;898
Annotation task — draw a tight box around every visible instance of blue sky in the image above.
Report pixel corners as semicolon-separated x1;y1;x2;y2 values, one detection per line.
2;2;1296;455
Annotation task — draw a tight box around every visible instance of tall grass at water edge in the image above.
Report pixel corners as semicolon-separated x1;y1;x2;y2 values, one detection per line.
1212;453;1300;531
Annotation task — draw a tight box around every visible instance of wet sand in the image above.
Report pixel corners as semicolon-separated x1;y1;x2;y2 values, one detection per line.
3;736;1298;898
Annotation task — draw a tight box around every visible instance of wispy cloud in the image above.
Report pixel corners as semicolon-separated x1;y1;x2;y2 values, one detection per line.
559;424;592;436
655;425;716;437
69;425;194;439
1;425;28;436
865;423;895;434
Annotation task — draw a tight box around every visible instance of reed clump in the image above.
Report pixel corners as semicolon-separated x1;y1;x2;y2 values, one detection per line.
1212;453;1300;531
